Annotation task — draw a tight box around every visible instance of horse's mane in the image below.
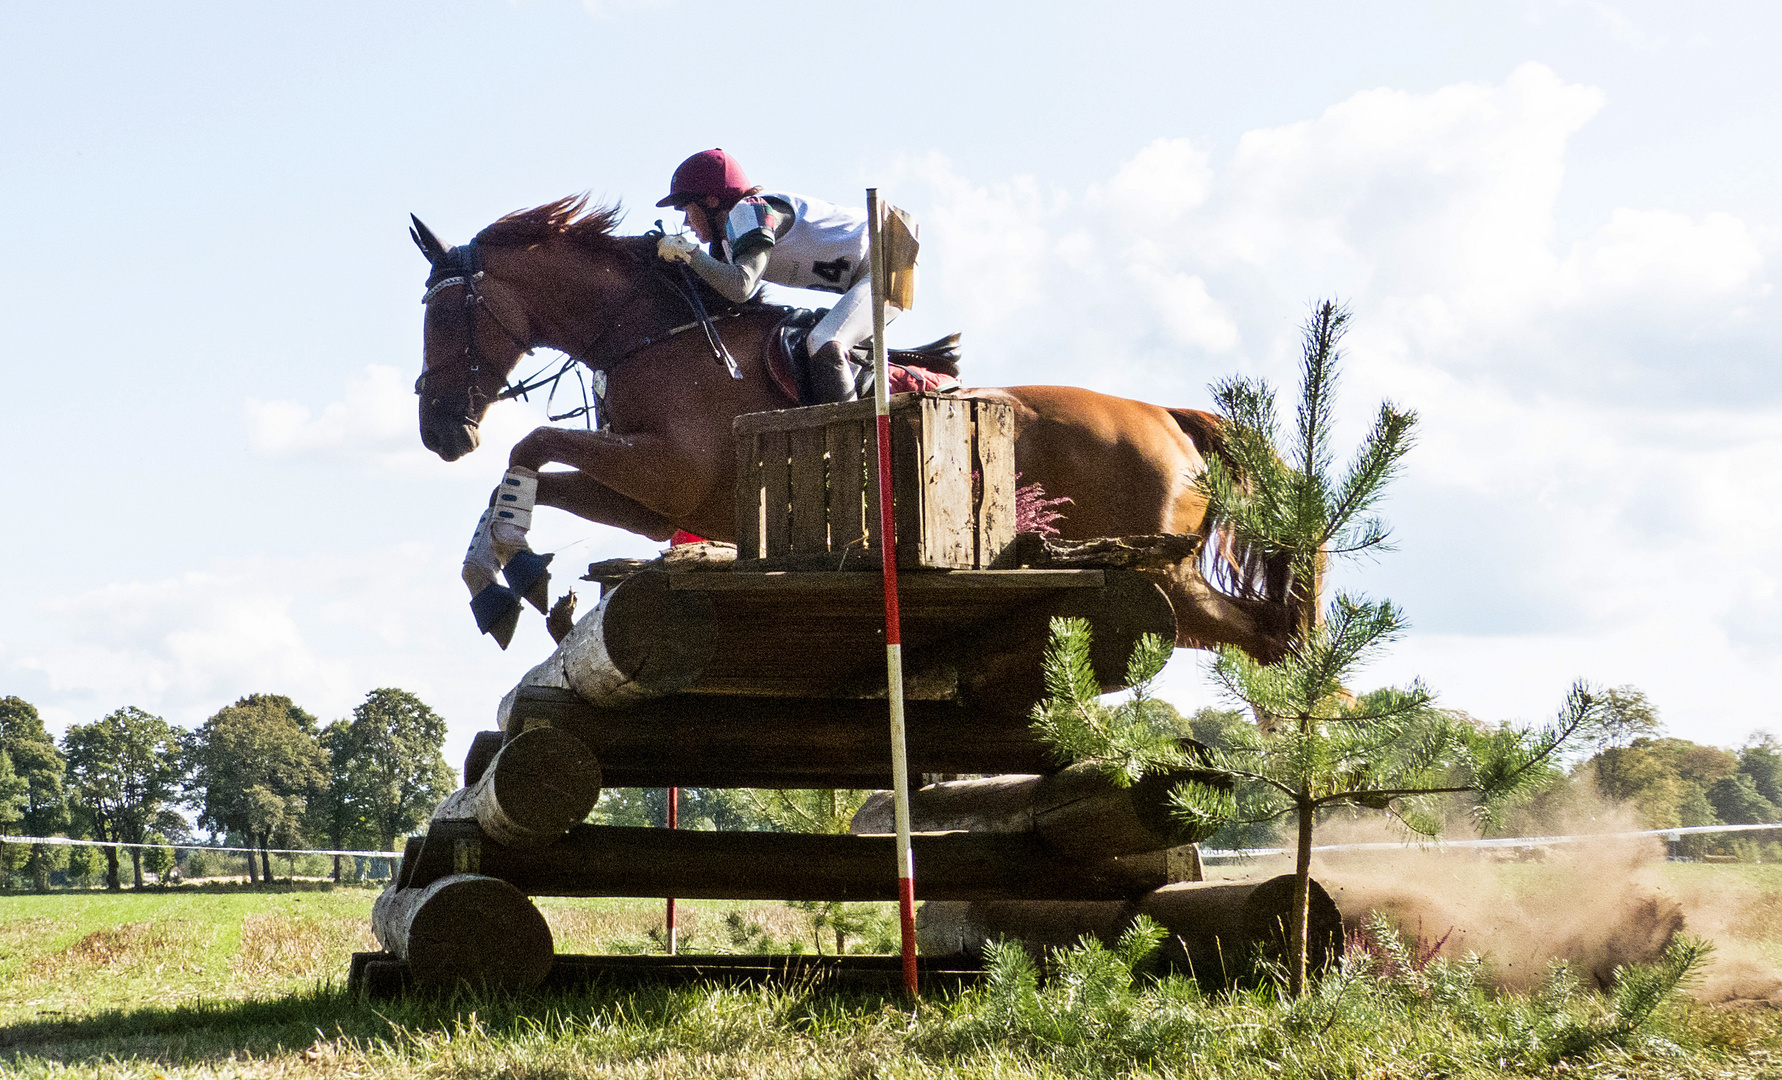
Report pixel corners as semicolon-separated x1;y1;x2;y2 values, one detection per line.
473;195;631;255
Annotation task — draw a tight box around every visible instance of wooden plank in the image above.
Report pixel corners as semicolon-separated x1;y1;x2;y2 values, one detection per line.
760;430;792;560
667;569;1104;592
826;419;867;561
920;396;975;568
975;400;1018;568
788;426;829;555
864;411;884;557
891;405;924;569
734;432;762;561
408;820;1186;902
733;395;890;437
506;686;1054;787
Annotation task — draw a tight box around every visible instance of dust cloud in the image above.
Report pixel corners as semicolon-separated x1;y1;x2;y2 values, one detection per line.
1208;800;1782;1002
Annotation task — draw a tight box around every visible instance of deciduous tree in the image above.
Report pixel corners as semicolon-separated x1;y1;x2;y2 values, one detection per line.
187;694;325;884
61;707;186;889
340;689;454;852
0;696;68;891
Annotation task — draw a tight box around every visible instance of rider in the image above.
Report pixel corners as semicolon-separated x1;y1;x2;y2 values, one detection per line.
655;148;898;403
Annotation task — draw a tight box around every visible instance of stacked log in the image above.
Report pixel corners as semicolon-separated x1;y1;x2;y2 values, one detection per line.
917;875;1344;989
431;726;602;848
405;819;1190;902
850;762;1230;859
493;565;1178;733
371;874;553;991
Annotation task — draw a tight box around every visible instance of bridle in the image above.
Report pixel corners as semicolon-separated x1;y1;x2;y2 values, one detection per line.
412;218;745;429
416;238;536;422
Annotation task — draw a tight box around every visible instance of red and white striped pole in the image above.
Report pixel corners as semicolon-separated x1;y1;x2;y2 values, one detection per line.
867;188;918;997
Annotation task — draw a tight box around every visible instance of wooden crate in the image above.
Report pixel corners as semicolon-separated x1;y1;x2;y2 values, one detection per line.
733;393;1016;570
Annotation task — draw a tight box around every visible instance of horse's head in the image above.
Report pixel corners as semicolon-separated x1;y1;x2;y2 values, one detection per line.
411;214;534;461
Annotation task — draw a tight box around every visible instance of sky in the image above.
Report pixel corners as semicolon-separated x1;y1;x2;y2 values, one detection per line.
2;1;1777;774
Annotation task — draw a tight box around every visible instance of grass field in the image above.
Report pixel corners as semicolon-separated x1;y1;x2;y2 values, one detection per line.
2;867;1780;1078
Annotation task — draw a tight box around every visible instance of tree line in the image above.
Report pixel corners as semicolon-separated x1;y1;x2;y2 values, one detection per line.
0;688;455;891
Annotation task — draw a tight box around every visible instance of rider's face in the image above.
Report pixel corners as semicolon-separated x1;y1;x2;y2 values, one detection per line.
683;201;716;243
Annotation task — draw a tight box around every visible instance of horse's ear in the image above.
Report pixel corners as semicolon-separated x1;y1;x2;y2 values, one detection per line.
410;214;450;265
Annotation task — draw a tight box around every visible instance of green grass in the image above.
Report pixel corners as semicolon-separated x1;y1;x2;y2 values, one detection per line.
2;877;1779;1079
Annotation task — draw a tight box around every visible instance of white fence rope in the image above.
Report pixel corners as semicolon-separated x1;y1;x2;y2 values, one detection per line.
1200;820;1782;860
0;834;399;859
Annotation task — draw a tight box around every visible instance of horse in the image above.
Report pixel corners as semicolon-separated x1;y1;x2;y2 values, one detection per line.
411;196;1299;662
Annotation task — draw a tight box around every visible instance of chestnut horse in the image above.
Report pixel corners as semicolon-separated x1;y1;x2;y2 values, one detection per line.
412;197;1296;661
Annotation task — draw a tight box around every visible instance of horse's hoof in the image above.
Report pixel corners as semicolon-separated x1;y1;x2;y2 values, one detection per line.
470;584;522;649
503;549;554;614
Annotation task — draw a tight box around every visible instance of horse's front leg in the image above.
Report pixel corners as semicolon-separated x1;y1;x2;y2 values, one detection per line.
535;469;678;541
509;426;732;540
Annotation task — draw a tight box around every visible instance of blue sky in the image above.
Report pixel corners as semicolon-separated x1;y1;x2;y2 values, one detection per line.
3;1;1777;770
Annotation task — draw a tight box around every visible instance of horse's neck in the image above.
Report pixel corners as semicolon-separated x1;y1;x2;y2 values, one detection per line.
500;244;696;364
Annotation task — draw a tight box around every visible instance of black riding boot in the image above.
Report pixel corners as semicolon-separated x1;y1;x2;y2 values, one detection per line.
807;341;859;404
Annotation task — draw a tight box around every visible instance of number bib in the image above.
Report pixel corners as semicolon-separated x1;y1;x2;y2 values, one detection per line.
746;191;871;294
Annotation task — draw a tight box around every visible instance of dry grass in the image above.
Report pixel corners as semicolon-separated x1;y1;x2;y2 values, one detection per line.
232;913;378;981
28;922;178;978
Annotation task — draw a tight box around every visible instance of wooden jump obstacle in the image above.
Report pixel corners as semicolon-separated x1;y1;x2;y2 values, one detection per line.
354;393;1342;997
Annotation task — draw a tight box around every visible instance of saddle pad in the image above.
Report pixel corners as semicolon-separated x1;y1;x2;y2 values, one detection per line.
762;308;960;406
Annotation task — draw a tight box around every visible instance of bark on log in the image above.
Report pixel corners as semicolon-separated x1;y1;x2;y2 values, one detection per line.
406;819;1183;902
914;875;1345;988
850;762;1231;858
505;686;1051;787
463;731;505;787
1138;876;1344;986
500;567;1174;720
371;874;554;991
433;727;601;848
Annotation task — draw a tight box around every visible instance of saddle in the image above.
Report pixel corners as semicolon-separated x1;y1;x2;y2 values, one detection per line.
763;308;963;406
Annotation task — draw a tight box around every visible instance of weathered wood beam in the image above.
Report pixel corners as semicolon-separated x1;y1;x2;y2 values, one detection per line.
503;687;1052;787
497;567;1175;719
850;762;1230;859
407;820;1186;902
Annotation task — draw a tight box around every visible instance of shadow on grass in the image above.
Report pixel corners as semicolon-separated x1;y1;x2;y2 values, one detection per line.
0;976;915;1068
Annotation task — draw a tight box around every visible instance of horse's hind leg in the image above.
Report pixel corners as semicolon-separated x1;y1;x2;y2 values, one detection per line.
1154;563;1294;665
536;470;679;542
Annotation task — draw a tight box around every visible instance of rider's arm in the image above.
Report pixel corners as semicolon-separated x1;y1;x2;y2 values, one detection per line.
683;195;794;303
684;244;770;304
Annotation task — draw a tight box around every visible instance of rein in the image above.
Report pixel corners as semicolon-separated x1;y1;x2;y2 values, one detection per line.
416;232;747;427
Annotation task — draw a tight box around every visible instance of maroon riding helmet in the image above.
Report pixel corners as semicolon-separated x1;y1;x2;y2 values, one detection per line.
656;148;753;208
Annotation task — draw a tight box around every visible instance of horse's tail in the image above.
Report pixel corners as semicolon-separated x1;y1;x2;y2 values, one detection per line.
1165;408;1303;628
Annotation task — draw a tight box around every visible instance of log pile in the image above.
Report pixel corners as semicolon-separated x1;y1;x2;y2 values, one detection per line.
359;398;1343;996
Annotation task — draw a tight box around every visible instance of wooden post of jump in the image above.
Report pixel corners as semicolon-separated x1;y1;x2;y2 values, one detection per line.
868;187;918;997
665;786;678;954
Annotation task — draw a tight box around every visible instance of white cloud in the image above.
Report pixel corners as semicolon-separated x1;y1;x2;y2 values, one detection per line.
1568;208;1764;300
889;64;1778;741
246;364;412;456
244;362;561;479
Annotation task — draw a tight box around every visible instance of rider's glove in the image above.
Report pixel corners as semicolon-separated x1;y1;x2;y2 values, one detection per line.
657;233;700;264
